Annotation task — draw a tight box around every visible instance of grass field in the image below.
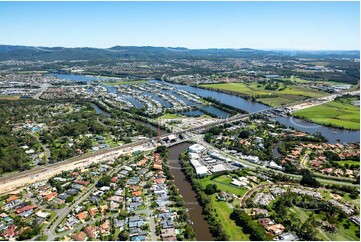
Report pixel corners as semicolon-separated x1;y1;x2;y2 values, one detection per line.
257;96;297;107
324;219;360;241
287;204;359;241
294;101;360;130
199;175;248;197
160;113;184;119
342;193;360;206
0;96;21;100
200;82;328;107
288;206;309;222
101;80;148;86
337;160;360;167
209;195;250;241
198;175;250;240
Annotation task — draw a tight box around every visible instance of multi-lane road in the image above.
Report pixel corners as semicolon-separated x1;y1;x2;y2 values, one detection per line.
0;92;359;194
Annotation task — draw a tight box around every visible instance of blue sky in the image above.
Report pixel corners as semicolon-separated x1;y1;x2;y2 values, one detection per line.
0;1;359;50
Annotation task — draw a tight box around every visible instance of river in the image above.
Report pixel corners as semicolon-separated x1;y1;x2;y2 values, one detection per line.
48;74;359;143
150;80;360;144
168;143;215;241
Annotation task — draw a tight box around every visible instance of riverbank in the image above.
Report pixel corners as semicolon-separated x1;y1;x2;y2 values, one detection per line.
293;101;360;130
168;143;215;241
178;150;249;241
199;82;328;107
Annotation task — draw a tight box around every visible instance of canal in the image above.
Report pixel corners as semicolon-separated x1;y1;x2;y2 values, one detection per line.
48;74;359;143
92;103;111;117
168;143;215;241
92;103;168;135
151;80;360;144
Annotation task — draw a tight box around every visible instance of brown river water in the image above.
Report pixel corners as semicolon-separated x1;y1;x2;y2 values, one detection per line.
168;142;214;241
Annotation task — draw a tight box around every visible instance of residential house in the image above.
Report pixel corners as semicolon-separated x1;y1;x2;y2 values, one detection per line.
85;226;98;239
72;231;87;241
267;224;285;235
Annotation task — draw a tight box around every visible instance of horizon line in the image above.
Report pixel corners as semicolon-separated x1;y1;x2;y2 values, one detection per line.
0;43;360;52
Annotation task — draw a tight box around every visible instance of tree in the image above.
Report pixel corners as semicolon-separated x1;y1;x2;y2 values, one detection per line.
299;216;317;240
184;224;195;239
204;184;218;195
300;170;320;188
65;195;74;203
96;175;111;187
349;189;359;199
238;130;251;139
118;231;129;241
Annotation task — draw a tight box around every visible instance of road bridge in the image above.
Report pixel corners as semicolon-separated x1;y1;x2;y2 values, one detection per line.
0;93;359;193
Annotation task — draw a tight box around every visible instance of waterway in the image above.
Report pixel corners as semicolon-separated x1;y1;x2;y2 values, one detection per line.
168;143;214;241
133;119;168;136
150;80;360;144
92;103;111;117
48;74;360;143
92;103;167;135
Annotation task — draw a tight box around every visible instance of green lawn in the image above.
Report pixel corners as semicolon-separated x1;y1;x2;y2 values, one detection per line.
104;135;119;148
337;160;360;167
160;113;184;119
324;219;360;241
197;175;251;240
294;101;360;130
342;193;360;206
288;204;360;241
200;82;327;107
257;97;295;107
209;195;250;241
200;82;274;96
199;175;248;197
35;235;48;241
288;206;309;222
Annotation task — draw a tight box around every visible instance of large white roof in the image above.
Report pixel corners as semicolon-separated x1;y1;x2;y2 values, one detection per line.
195;166;208;175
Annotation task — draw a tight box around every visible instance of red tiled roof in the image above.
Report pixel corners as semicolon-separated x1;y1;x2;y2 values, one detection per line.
1;225;17;238
132;191;142;196
75;180;90;186
76;212;87;220
43;192;58;201
16;205;37;214
72;231;87;241
85;226;97;238
6;195;19;203
88;207;99;217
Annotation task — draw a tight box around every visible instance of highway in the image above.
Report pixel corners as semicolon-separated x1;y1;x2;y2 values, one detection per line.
33;83;51;99
0;92;359;194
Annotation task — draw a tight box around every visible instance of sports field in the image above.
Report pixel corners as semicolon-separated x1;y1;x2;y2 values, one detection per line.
294;101;360;130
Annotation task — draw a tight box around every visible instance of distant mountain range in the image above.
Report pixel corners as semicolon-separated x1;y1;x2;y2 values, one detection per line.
0;44;359;61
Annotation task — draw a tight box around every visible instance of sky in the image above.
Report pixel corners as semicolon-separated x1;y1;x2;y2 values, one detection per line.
0;1;360;50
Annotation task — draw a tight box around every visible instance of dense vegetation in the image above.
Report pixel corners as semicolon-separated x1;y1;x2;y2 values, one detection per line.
179;151;230;240
230;209;270;241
